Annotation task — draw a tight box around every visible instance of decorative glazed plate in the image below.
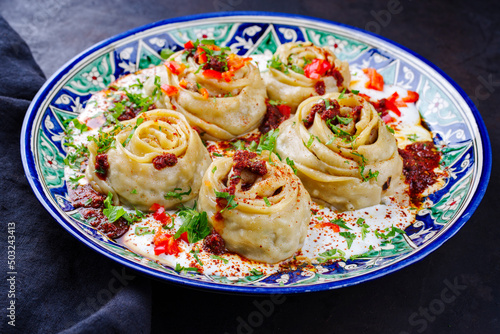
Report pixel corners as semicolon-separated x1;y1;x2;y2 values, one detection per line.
21;12;491;294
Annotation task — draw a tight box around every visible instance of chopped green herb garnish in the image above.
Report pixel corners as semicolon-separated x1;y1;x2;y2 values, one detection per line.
338;88;346;99
375;226;406;239
214;190;238;212
386;125;395;134
212;166;217;173
160;48;175;59
164;187;192;200
291;64;304;74
213;152;224;157
263;197;271;207
102;192;143;224
352;90;359;95
175;263;199;273
336;115;353;125
249;268;264;276
306;134;315;148
210;255;229;264
134;226;155;236
71;119;89;133
190;248;203;266
286;157;297;174
122;118;144;146
339;231;356;249
331;218;351;230
174;205;211;243
68;175;84;188
317;248;346;263
256;128;280;154
407;133;418;142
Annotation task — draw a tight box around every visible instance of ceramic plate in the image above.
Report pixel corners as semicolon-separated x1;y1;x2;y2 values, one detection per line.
21;12;491;294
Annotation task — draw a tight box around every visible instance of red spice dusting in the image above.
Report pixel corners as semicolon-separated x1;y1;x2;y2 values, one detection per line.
95;154;109;180
398;141;441;204
68;184;105;209
203;230;227;255
80;208;129;239
152;153;178;170
314;80;325;95
259;100;291;133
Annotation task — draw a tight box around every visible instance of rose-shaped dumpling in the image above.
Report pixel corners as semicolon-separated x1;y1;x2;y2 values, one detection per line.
86;109;211;211
198;150;311;263
264;42;351;112
276;92;403;211
161;41;267;140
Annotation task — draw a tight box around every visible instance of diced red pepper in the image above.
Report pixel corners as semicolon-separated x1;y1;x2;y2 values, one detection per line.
363;68;384;91
358;93;372;101
150;203;173;226
314;222;340;232
383;98;402;117
221;70;234;82
160;84;179;97
388;92;407;108
196;46;207;64
277;105;291;118
199;87;209;99
227;54;252;71
179;232;189;243
164;61;186;75
179;79;188;89
184;40;194;50
403;90;420;103
153;232;180;256
202;69;223;80
304;59;332;80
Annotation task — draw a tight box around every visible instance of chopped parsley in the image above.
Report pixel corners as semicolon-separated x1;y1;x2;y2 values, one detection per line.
122;118;144;146
71;119;89;133
130;189;137;194
256;128;279;154
263;197;271;207
306;134;315;148
331;218;351;230
210;255;229;264
386;125;395;134
338;88;346;99
407;133;418;142
68;175;84;188
214;191;238;212
286;157;297;174
190;248;203;266
339;231;356;249
249;268;264;276
351;90;359;95
175;263;199;273
164;187;192;200
174;205;211;243
160;48;175;59
375;226;406;239
102;192;143;224
212;152;224;157
212;166;217;173
134;226;155;236
317;248;346;263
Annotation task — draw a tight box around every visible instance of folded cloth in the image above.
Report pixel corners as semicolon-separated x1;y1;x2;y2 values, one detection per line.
0;16;151;334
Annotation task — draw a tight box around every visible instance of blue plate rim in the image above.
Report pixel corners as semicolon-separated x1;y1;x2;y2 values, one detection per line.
20;11;492;294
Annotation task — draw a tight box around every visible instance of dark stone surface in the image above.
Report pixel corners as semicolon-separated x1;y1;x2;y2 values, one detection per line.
0;0;498;333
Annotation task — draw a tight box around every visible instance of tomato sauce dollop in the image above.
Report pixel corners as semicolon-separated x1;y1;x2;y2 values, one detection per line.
398;141;441;204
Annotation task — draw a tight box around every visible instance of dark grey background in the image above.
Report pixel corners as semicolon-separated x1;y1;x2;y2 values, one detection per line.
1;0;498;333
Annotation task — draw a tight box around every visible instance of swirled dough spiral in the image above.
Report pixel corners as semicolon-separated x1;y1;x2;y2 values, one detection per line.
198;151;311;263
264;42;351;112
275;92;403;211
86;109;211;211
162;49;267;140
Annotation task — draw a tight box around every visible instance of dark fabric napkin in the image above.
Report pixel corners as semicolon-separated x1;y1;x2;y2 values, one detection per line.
0;16;151;334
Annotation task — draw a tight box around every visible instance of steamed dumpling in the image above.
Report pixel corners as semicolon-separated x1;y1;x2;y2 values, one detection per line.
161;41;267;140
276;92;403;211
198;150;311;263
86;109;211;211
